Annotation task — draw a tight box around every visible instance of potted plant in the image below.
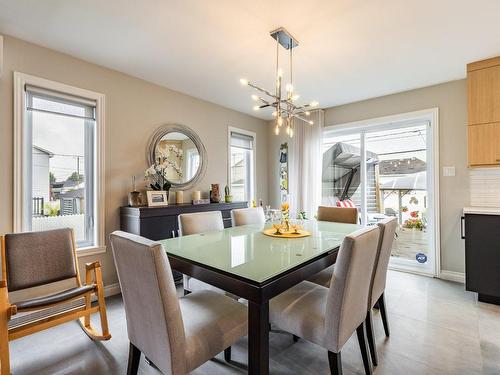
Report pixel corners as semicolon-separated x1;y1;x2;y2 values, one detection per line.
403;211;424;230
224;185;233;203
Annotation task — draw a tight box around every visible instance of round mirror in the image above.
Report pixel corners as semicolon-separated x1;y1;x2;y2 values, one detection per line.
147;124;207;190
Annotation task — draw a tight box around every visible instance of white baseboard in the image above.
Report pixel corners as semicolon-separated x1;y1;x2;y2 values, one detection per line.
104;283;121;297
439;270;465;284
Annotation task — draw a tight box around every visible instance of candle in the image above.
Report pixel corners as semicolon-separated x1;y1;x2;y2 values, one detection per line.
192;191;201;201
176;191;184;204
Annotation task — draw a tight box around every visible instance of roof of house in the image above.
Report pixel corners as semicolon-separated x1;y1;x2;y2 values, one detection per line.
60;188;84;199
32;145;54;157
379;157;426;175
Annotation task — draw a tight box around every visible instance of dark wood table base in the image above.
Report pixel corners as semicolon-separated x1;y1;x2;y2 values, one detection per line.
168;248;339;375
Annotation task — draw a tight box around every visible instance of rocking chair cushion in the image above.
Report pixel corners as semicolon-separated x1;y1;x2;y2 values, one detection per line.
15;284;96;311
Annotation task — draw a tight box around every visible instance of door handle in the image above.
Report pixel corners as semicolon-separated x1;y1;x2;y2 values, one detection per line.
460;216;465;239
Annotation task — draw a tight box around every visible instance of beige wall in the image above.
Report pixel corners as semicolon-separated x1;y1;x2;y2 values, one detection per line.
325;80;468;274
268;80;469;274
0;35;268;287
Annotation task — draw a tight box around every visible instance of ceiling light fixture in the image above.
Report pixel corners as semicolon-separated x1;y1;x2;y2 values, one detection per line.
240;27;318;138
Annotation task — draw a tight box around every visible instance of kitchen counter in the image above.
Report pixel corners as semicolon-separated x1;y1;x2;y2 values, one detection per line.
463;207;500;215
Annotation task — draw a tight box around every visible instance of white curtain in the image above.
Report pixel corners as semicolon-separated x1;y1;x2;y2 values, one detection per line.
289;109;324;218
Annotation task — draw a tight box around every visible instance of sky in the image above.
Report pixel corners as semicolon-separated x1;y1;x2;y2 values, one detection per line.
32;110;85;181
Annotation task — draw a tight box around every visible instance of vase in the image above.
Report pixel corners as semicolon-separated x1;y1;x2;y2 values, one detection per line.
128;191;143;207
282;214;290;232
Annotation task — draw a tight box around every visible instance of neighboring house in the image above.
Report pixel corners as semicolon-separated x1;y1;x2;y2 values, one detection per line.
51;177;86;215
59;188;84;215
379;157;426;175
50;181;65;200
32;145;53;203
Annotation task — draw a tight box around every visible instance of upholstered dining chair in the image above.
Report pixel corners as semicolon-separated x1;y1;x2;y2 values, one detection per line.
178;211;226;295
110;231;247;375
269;226;380;375
308;217;398;367
364;217;397;366
231;207;266;226
308;206;359;287
317;206;359;224
0;228;110;375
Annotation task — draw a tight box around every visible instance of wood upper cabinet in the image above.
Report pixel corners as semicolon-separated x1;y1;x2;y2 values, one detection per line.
467;56;500;167
468;64;500;125
468;122;500;167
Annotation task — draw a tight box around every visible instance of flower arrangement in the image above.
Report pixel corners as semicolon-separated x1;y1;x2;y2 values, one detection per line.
403;210;424;230
145;145;183;192
281;202;290;232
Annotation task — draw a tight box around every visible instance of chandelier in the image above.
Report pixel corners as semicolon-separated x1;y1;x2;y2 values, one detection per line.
240;27;318;138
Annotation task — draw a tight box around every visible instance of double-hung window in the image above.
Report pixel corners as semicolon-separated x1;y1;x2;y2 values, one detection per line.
229;128;256;202
14;73;105;253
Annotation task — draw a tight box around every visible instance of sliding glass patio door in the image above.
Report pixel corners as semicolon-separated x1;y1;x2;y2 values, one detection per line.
322;115;437;275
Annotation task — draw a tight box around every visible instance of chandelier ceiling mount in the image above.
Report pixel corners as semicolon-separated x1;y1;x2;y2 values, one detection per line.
240;27;318;138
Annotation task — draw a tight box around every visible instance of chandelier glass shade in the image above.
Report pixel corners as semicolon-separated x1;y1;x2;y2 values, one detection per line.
240;27;318;138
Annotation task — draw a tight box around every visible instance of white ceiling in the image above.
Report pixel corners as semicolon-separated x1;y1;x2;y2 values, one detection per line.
1;0;500;119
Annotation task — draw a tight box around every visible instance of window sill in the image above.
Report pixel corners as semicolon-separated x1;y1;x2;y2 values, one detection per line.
76;245;106;257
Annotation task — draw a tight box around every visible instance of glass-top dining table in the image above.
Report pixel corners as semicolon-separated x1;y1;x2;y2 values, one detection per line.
159;220;362;375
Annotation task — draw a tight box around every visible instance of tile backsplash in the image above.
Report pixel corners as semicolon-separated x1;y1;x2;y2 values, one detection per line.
470;168;500;207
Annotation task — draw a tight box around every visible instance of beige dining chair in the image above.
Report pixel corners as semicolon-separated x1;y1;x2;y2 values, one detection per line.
308;206;359;287
231;207;266;226
269;226;380;375
364;217;397;366
178;211;225;295
308;217;398;367
110;231;247;375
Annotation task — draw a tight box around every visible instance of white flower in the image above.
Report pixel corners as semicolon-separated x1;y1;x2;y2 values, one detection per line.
144;165;156;177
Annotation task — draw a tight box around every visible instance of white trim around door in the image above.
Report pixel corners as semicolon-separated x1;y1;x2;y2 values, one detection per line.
324;108;440;277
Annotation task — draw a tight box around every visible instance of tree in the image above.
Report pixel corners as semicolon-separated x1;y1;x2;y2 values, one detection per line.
49;172;56;184
67;172;84;183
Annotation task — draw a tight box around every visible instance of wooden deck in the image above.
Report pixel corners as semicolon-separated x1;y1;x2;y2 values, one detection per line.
391;227;428;261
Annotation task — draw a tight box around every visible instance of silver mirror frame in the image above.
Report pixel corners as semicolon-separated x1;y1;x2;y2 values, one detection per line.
147;124;207;190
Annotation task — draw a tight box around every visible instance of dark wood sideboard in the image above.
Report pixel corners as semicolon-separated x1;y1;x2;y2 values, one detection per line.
120;201;248;240
120;201;248;283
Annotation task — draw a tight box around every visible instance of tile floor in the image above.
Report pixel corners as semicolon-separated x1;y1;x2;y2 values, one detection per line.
8;271;500;374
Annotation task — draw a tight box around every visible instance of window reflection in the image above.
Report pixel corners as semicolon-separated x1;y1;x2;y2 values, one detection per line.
230;235;247;267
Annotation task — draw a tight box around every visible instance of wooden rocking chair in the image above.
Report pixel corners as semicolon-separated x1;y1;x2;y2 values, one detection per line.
0;228;111;375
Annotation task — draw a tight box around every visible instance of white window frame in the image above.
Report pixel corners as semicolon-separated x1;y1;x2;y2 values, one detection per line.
186;148;200;181
13;72;106;257
227;126;256;203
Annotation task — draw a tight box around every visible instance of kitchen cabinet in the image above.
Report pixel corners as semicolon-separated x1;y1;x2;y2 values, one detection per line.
462;208;500;304
467;56;500;167
467;122;500;166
